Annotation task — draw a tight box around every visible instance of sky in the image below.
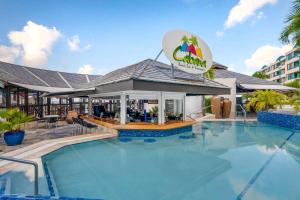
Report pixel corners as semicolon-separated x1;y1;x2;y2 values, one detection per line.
0;0;294;75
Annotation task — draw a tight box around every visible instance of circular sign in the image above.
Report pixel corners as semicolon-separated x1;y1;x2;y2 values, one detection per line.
162;29;213;74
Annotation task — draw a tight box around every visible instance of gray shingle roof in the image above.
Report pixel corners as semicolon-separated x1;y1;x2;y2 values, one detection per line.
86;59;229;89
214;69;278;85
0;61;102;89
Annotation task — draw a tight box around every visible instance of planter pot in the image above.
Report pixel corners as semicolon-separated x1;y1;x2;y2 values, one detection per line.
3;130;25;146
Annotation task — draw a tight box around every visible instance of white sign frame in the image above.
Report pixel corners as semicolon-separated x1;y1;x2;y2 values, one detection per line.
162;29;213;74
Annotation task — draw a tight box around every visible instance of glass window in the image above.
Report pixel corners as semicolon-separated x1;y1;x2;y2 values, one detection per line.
287;53;293;60
92;96;121;123
165;99;183;122
126;99;158;124
0;88;6;107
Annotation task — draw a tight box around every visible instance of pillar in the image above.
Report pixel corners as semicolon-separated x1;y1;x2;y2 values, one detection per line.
120;93;126;125
183;95;186;121
69;98;73;111
6;85;11;108
47;97;51;115
88;96;93;116
24;89;28;114
158;92;164;125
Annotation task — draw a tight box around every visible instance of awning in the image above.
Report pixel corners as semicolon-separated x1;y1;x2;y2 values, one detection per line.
240;84;297;91
10;82;95;95
10;82;73;93
42;87;95;97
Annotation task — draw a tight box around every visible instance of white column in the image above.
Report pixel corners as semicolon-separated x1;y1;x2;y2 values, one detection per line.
120;93;126;125
183;95;186;121
158;92;165;125
88;96;92;116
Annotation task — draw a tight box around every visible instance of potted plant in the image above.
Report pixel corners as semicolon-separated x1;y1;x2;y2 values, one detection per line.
149;106;158;123
0;108;32;146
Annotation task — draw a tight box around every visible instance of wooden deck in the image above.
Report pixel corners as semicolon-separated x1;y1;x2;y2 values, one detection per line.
83;116;196;130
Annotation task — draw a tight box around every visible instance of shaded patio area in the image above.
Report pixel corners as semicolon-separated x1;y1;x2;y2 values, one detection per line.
0;122;80;153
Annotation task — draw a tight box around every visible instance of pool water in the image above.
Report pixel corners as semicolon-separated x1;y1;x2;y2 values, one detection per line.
42;122;300;200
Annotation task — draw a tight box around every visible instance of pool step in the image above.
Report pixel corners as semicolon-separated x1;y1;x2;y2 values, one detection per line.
0;177;11;196
0;195;102;199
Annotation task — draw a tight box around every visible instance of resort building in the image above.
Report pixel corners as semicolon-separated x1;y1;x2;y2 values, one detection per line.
0;58;293;125
260;48;300;84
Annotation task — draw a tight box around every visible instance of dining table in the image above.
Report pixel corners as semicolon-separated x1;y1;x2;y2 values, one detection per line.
44;114;59;128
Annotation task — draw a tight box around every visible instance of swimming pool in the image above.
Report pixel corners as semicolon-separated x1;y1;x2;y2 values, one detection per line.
42;121;300;200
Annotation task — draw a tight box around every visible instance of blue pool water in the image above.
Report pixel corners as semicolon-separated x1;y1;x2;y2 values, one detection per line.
42;122;300;200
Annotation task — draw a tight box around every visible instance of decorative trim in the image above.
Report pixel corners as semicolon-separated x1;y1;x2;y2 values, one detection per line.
257;111;300;130
118;125;192;137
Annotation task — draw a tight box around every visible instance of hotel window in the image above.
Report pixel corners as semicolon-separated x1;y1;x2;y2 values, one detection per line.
287;72;300;80
287;63;294;70
287;53;294;60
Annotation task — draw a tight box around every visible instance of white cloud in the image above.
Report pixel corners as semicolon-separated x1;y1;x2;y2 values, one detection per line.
244;44;293;74
67;35;91;52
78;64;94;74
8;21;61;67
225;0;277;29
216;31;224;37
0;45;20;63
67;35;80;51
228;63;235;71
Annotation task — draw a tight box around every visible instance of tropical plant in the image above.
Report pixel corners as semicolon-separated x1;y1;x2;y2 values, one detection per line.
245;90;287;112
205;97;212;113
204;68;215;80
280;0;300;46
252;71;269;80
149;106;158;114
284;79;300;88
289;96;300;112
284;79;300;96
0;108;32;133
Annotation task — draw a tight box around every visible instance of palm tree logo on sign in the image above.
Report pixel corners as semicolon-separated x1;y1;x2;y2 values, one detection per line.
162;29;213;74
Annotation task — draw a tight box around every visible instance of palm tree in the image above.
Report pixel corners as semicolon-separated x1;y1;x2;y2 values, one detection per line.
280;0;300;46
245;90;287;112
289;96;300;113
252;71;269;80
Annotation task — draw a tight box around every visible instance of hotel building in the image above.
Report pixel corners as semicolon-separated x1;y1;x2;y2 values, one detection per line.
261;48;300;84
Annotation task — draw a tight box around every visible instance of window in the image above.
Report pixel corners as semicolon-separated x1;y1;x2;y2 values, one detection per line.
287;72;300;80
287;53;294;60
287;63;294;70
0;88;6;107
165;99;183;122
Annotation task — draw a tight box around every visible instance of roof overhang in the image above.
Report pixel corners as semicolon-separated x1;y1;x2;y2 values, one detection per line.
239;84;297;91
10;82;72;93
42;87;96;97
95;79;230;95
9;82;95;97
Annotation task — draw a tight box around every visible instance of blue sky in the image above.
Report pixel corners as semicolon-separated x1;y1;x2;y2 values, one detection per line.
0;0;292;75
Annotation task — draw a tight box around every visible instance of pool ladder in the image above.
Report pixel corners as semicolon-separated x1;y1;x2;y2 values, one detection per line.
236;104;247;123
0;155;39;195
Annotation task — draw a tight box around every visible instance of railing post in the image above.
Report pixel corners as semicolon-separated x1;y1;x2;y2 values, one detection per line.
0;156;39;195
